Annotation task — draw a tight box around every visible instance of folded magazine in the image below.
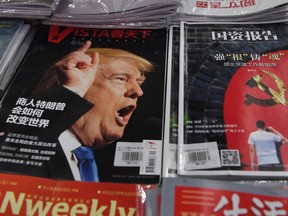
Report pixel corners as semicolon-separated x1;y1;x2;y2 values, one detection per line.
178;21;288;179
162;25;180;178
0;25;168;184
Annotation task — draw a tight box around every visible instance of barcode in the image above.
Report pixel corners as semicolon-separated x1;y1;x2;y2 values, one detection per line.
168;168;177;174
221;150;241;166
122;152;143;162
145;151;156;173
187;150;211;164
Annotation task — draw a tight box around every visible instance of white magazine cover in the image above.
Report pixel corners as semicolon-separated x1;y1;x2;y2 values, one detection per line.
174;4;288;24
179;0;288;17
178;21;288;179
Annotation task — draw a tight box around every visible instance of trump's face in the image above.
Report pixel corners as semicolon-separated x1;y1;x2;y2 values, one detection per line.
72;57;145;148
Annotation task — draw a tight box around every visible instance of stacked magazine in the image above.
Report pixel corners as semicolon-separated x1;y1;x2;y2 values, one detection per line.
46;0;182;28
179;21;288;179
162;21;288;180
0;19;36;99
174;0;288;24
0;0;59;19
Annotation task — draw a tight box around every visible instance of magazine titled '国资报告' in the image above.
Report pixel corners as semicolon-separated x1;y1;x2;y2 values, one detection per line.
178;21;288;179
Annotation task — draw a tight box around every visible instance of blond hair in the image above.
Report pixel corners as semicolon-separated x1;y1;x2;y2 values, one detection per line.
32;48;154;97
87;48;154;74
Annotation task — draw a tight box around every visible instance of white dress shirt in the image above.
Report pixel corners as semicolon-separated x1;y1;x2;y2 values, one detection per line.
58;130;82;181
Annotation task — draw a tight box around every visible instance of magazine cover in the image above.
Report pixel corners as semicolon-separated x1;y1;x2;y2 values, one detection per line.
160;177;288;216
174;0;288;23
179;0;288;17
0;173;145;216
0;25;168;184
162;25;180;178
178;21;288;179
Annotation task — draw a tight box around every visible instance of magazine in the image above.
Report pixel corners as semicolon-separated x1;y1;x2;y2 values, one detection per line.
43;19;168;30
0;0;57;8
179;0;288;17
53;0;181;17
162;25;180;178
0;20;35;98
174;0;288;23
178;21;288;179
160;177;288;216
0;173;145;216
144;187;161;216
0;25;168;184
46;0;182;28
0;24;37;99
0;0;59;18
0;19;24;74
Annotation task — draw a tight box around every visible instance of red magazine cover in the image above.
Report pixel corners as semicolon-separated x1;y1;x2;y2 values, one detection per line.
161;177;288;216
0;173;146;216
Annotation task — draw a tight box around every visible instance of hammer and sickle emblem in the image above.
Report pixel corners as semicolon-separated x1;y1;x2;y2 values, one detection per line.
245;70;287;106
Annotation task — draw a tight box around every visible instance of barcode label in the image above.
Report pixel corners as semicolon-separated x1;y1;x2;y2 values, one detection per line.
140;140;162;175
145;151;156;173
182;142;221;171
163;144;178;177
187;150;211;164
114;142;143;167
122;151;143;162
